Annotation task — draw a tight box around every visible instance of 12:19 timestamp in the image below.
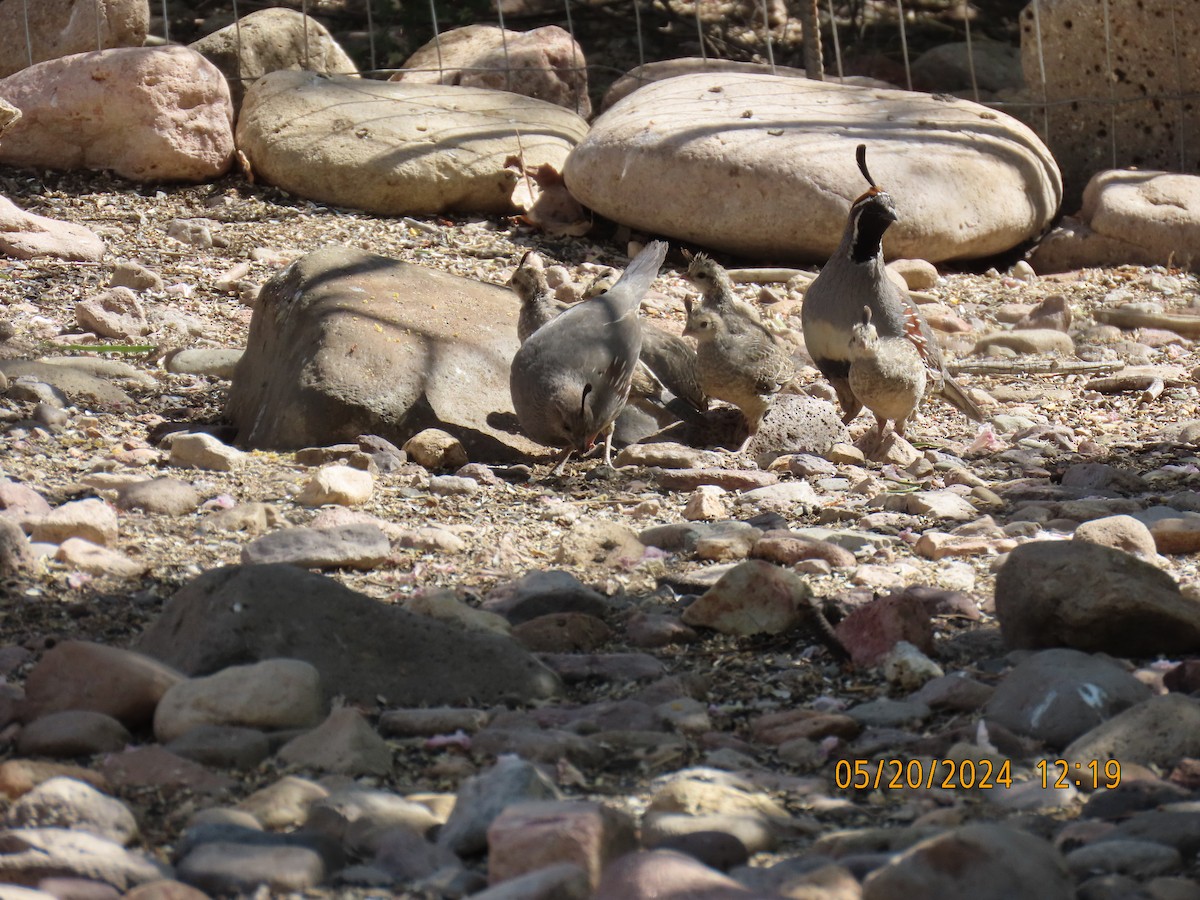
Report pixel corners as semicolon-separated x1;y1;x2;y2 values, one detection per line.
1037;758;1121;790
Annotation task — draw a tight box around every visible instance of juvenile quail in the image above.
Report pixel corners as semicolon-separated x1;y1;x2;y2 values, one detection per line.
509;240;669;471
508;251;568;343
848;305;926;438
683;260;795;449
801;145;983;428
685;252;765;332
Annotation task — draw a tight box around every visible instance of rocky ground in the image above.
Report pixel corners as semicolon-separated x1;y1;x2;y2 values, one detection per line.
1;164;1200;898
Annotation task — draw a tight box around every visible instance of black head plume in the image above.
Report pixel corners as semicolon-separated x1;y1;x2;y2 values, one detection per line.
856;144;877;189
860;305;872;326
518;250;533;267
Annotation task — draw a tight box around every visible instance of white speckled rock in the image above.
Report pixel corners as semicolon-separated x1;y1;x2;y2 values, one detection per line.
564;73;1061;264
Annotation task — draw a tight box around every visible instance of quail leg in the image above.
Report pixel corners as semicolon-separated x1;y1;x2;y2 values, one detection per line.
601;424;616;467
551;447;573;476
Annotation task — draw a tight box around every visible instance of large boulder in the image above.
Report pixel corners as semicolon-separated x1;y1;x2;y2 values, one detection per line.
236;70;588;215
1031;170;1200;272
564;73;1061;264
0;0;148;78
226;244;539;459
600;58;891;112
1011;0;1200;209
0;46;235;182
135;564;562;707
190;8;358;111
994;541;1200;656
393;24;590;118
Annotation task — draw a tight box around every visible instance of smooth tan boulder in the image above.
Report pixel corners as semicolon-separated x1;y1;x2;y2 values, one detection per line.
190;8;357;110
236;70;589;216
393;23;590;118
0;46;235;182
564;72;1061;264
0;0;148;78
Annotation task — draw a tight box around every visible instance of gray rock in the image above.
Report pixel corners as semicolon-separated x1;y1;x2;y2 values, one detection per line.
239;523;390;570
437;755;562;857
748;395;849;468
984;649;1153;748
226;245;541;459
276;708;393;776
16;711;131;758
176;842;325;896
483;570;611;625
0;361;130;409
994;541;1200;655
114;478;201;516
165;726;271;771
1066;839;1182;879
1065;694;1200;773
135;564;561;707
164;349;243;379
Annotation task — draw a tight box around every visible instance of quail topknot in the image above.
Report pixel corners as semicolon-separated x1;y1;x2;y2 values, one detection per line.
509;240;669;472
683;255;795;450
847;305;927;438
800;144;983;430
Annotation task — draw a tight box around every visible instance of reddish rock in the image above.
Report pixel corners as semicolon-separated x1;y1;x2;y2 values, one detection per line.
0;759;111;799
512;613;614;653
97;746;235;795
20;641;183;729
836;591;935;667
750;709;861;745
487;800;637;888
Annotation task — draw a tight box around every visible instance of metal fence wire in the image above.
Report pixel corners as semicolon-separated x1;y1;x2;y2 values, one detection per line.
15;0;1200;204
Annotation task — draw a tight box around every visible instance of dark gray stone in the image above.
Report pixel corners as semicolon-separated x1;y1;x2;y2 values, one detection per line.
135;564;561;707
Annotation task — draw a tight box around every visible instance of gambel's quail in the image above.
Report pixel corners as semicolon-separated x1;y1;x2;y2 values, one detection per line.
848;305;926;438
511;250;706;424
801;145;982;427
683;257;795;449
508;251;568;343
684;252;765;332
509;240;669;471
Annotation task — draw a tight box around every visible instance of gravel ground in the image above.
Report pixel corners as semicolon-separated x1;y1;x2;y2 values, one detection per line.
2;165;1200;891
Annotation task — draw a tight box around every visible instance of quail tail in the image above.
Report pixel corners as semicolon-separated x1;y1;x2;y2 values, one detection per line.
939;374;984;423
605;240;669;313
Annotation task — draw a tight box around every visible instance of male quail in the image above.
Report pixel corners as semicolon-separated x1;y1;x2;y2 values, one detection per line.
683;257;795;449
509;240;669;471
801;145;982;427
848;305;927;438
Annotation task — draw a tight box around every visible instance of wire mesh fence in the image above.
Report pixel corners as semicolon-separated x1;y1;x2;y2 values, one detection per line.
9;0;1200;205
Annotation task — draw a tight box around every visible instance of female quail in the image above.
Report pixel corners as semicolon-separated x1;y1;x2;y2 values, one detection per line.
509;240;669;471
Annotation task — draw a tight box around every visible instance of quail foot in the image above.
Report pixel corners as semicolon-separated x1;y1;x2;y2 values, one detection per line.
848;305;926;440
801;144;983;429
683;257;795;452
509;240;669;472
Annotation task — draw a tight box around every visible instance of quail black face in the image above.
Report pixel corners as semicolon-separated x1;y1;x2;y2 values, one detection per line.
848;189;899;264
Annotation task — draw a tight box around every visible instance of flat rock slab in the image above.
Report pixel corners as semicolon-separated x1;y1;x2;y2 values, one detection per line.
0;361;131;409
564;73;1062;264
236;70;589;215
135;564;562;707
225;244;540;459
